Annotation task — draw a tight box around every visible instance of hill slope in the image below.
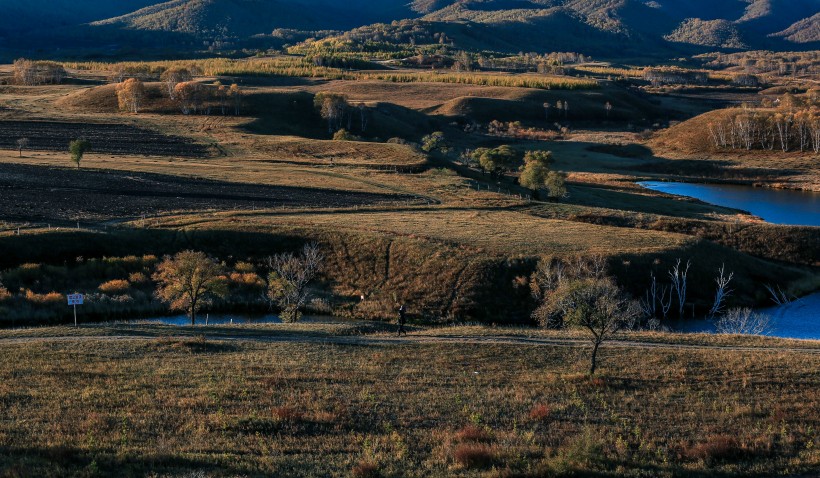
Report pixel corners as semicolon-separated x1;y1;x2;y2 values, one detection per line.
93;0;414;35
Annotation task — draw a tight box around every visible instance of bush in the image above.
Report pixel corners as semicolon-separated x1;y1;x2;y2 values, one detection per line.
352;461;380;478
453;443;496;469
333;129;360;141
271;406;304;423
455;425;492;443
98;279;130;294
681;435;742;463
528;404;552;421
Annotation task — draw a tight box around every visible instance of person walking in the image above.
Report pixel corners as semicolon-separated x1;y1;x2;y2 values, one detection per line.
397;304;407;337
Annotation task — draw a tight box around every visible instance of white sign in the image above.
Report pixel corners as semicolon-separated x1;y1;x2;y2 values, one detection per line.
67;294;84;306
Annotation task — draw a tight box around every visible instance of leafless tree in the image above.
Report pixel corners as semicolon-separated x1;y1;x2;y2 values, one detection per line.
669;259;691;319
358;103;369;132
764;284;792;305
605;101;612;118
543;102;551;120
266;243;324;323
707;264;734;319
715;308;771;335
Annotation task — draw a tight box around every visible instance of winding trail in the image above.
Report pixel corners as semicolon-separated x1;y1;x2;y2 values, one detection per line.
1;328;818;355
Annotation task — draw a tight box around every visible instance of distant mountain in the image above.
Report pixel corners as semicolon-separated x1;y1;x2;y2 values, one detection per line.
0;0;158;34
0;0;817;59
93;0;413;36
410;0;820;54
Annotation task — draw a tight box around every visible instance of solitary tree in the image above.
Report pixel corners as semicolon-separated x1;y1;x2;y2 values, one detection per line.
544;277;638;374
472;145;518;172
116;78;145;113
519;150;554;193
605;101;613;118
229;83;242;115
69;139;91;169
267;243;324;323
545;171;567;199
421;131;446;153
16;138;29;157
153;251;227;325
314;92;348;133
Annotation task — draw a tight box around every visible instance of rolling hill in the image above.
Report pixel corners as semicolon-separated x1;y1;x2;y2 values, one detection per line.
1;0;818;59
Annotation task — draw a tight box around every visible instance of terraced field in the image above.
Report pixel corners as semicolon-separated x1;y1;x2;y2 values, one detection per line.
0;120;209;157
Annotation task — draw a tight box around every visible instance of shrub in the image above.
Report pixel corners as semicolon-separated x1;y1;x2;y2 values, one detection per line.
681;435;742;463
453;443;495;469
128;272;149;284
271;406;304;423
352;461;380;478
99;279;131;294
333;129;360;141
528;404;552;422
455;424;492;443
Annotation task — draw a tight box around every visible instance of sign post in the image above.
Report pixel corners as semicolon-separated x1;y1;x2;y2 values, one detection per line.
67;293;84;327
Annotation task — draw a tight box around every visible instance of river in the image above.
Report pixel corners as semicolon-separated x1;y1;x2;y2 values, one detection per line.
640;181;820;226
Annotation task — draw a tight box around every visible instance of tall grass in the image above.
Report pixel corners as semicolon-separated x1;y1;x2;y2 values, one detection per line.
61;58;599;89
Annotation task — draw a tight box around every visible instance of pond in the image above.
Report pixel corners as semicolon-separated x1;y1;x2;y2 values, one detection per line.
676;292;820;340
639;181;820;226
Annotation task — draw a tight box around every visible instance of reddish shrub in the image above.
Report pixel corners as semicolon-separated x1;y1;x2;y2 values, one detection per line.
529;404;552;421
352;461;380;478
455;424;492;443
454;443;495;469
272;406;304;422
682;435;742;462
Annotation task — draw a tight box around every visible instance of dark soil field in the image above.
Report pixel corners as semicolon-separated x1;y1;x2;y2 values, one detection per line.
0;163;419;222
0;120;209;158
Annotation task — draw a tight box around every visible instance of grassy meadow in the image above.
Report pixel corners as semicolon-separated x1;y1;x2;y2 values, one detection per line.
0;324;818;477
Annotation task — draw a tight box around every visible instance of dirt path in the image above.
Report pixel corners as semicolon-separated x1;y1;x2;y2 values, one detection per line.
1;330;818;355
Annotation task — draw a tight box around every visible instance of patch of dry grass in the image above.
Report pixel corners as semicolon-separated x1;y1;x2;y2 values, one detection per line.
0;332;817;476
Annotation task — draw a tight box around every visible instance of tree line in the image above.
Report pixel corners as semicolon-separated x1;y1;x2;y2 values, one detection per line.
114;67;243;116
707;102;820;153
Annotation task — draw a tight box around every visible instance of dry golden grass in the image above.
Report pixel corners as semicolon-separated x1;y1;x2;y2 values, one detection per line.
147;208;689;257
0;327;817;477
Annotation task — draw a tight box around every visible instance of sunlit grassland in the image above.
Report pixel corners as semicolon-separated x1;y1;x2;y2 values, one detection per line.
59;58;599;90
0;330;817;477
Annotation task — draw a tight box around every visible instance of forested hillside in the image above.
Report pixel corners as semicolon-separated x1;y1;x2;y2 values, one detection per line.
1;0;818;59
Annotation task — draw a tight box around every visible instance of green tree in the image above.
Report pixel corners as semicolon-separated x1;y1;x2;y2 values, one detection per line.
545;171;567;199
69;139;91;169
421;131;446;153
472;145;518;172
153;251;227;326
519;150;554;192
544;277;638;374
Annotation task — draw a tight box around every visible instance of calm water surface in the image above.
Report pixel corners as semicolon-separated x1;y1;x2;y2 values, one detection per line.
677;292;820;340
640;181;820;226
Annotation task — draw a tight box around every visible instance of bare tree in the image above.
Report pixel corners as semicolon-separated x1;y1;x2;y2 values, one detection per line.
764;284;792;305
267;243;324;323
543;102;551;120
669;259;691;319
707;264;734;319
715;308;771;335
358;103;369;132
16;138;29;157
605;101;612;118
